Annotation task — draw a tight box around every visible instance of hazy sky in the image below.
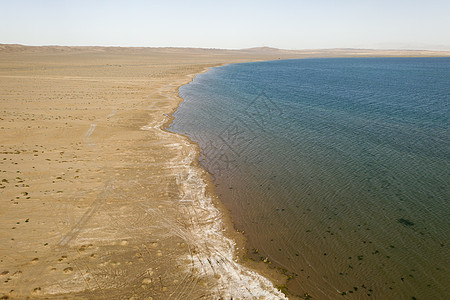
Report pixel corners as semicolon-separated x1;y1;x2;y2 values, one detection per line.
1;0;449;50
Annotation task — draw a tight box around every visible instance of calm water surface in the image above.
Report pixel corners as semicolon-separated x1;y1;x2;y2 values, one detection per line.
170;58;450;299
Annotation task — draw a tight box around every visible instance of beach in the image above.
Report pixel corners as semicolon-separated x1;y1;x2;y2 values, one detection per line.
1;45;449;299
0;45;303;299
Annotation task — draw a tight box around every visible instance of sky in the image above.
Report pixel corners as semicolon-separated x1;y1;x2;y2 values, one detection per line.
1;0;449;50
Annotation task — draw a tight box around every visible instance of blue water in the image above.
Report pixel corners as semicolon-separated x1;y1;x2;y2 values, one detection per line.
170;58;450;299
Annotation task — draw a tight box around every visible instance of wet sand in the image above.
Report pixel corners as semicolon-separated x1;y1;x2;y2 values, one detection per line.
1;45;449;299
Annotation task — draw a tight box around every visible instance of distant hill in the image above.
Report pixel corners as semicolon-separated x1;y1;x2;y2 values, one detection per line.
1;43;449;57
243;47;283;52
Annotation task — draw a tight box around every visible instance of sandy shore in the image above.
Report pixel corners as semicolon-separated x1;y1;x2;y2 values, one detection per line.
1;45;449;299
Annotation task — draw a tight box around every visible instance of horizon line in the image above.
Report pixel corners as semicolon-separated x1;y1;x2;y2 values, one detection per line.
1;43;450;53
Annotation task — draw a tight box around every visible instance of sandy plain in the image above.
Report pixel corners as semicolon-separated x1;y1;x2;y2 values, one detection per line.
0;45;449;299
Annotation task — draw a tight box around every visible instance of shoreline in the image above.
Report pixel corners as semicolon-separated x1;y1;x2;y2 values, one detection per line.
160;63;290;298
